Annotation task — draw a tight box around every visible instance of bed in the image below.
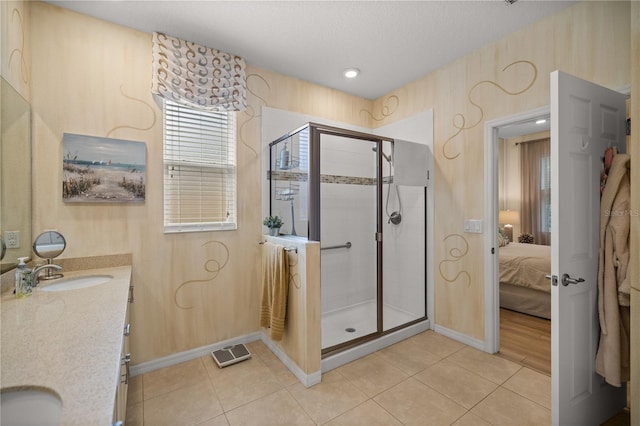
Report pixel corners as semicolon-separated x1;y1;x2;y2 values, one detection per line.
499;242;551;319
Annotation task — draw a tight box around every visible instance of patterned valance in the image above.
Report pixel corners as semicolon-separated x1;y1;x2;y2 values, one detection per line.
152;32;246;111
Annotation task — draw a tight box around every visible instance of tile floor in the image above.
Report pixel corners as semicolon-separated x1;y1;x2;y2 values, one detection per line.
125;330;552;425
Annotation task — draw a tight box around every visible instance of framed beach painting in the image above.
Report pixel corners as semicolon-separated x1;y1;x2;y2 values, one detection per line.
62;133;146;203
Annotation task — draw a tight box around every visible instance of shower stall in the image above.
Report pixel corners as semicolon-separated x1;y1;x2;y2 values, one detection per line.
269;123;427;356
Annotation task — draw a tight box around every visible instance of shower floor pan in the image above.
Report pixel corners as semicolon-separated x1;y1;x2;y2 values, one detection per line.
321;300;420;349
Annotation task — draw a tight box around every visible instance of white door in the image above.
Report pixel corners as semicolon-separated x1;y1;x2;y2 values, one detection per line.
550;70;627;425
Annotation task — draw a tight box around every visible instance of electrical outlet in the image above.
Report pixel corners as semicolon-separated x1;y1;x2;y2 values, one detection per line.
4;231;20;248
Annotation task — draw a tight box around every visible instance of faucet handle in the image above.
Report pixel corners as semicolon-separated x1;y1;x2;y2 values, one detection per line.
43;265;63;281
32;263;64;285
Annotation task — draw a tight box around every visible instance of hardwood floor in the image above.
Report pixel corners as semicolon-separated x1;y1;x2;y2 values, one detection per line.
498;308;551;375
498;309;631;424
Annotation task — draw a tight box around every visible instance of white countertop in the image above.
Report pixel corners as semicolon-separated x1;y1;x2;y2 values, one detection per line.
1;265;132;425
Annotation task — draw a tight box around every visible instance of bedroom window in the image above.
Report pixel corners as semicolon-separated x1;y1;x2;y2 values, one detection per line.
520;138;551;245
539;155;551;233
163;99;237;233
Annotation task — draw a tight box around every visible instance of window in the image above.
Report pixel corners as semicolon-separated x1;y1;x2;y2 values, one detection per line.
163;100;237;232
539;155;551;233
520;138;551;245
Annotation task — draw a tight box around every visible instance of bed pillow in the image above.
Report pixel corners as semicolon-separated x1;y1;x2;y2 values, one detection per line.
498;232;508;247
498;229;510;246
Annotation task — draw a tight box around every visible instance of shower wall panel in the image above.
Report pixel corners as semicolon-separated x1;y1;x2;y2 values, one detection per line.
320;183;376;313
382;184;426;321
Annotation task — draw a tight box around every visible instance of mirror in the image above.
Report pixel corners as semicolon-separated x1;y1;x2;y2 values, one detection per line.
33;231;66;259
0;77;32;274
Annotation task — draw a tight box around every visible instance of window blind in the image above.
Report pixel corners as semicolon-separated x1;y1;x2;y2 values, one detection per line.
163;100;237;232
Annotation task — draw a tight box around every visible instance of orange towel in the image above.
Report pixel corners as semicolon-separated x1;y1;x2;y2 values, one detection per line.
260;242;289;341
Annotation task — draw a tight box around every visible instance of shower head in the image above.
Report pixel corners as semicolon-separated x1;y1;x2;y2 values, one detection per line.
371;146;392;163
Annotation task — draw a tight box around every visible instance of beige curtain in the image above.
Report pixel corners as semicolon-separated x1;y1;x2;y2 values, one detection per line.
152;32;246;111
520;138;551;245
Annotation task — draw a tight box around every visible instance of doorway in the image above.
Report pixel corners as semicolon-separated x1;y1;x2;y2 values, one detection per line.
484;73;629;425
485;108;552;374
483;105;550;356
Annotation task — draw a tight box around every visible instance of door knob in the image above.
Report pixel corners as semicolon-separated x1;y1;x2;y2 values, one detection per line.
561;273;585;286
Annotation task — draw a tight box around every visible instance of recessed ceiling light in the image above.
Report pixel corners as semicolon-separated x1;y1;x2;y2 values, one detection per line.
536;119;547;125
344;68;360;78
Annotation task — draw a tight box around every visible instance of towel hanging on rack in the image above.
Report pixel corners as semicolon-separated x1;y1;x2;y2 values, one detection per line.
260;242;289;341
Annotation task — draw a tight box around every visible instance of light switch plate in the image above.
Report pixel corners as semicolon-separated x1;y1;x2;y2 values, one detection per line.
463;219;483;234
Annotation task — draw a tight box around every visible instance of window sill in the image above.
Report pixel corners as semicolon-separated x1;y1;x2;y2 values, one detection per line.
164;222;237;234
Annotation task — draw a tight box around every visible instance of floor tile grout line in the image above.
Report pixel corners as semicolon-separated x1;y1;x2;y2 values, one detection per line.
418;352;542;425
441;348;525;387
200;354;230;418
282;386;322;425
140;357;212;402
497;382;552;412
140;373;145;425
461;382;551;426
405;373;481;419
369;397;407;426
339;364;473;426
135;333;551;426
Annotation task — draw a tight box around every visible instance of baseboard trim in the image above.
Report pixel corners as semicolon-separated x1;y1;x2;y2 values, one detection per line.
130;332;262;377
130;322;446;382
260;332;321;388
433;324;485;351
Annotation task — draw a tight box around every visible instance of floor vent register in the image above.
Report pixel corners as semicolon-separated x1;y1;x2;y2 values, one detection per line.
211;344;251;368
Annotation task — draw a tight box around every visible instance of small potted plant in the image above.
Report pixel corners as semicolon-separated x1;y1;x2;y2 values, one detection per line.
263;215;284;236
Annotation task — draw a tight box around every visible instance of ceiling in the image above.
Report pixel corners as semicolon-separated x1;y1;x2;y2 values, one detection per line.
497;114;550;138
46;0;575;100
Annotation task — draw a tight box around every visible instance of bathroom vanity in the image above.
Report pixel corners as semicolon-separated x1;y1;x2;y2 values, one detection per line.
0;265;132;425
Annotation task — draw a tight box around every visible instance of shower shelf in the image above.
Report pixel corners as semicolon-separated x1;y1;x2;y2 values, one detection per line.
275;181;300;201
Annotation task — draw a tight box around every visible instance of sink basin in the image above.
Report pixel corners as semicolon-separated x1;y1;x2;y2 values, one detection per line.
1;387;63;425
40;274;113;292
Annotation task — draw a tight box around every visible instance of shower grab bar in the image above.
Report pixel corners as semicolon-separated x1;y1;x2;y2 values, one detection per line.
321;241;352;251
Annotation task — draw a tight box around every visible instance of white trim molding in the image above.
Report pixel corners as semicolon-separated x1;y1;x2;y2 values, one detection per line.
433;324;485;351
130;332;262;377
483;105;550;354
260;333;321;388
322;319;431;372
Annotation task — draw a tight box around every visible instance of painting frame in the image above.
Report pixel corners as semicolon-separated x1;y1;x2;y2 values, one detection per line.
62;133;146;203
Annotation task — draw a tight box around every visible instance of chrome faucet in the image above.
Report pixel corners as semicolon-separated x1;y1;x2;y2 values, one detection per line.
32;264;63;286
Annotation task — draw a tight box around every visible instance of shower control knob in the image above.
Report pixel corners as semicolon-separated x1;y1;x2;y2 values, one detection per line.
389;211;402;225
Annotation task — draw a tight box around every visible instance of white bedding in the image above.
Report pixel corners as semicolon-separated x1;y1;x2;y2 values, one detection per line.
499;242;552;319
499;242;551;293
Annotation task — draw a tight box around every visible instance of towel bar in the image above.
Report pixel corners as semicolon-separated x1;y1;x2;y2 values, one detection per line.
258;240;298;253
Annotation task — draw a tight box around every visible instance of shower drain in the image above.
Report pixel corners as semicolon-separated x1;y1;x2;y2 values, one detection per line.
345;327;356;333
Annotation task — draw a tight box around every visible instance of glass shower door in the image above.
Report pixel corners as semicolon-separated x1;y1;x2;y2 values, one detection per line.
318;132;381;352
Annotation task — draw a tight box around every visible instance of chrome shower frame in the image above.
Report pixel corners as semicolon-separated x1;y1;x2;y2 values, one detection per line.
269;123;428;358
